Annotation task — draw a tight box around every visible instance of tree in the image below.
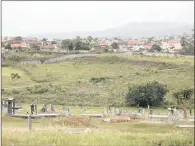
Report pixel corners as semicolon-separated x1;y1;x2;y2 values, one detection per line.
74;41;90;50
61;39;74;51
151;44;162;52
147;37;154;43
30;44;40;50
172;88;194;119
5;44;12;50
87;36;93;43
14;36;22;41
91;42;100;49
125;81;168;107
111;42;119;49
51;41;57;45
94;37;99;42
76;36;81;41
85;36;93;49
2;43;5;47
42;38;48;42
17;46;22;51
113;37;120;41
180;36;194;55
169;36;174;40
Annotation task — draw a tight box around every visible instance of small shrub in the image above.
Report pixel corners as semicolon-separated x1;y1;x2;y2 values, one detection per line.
26;87;31;92
104;48;109;52
90;77;110;83
30;85;49;94
12;90;19;94
6;54;25;62
2;63;10;67
96;52;102;54
11;73;21;80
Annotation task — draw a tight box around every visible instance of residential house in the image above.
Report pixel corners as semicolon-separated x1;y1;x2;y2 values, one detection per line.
127;40;144;51
118;42;128;52
25;40;42;50
55;40;62;48
9;39;29;49
99;40;109;48
166;40;180;46
127;40;143;47
161;42;171;52
167;40;182;52
41;41;56;51
11;43;28;49
160;40;182;53
41;44;55;50
3;37;14;41
143;43;152;50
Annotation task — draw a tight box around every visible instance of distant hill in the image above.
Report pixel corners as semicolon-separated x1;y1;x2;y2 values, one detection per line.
31;22;194;39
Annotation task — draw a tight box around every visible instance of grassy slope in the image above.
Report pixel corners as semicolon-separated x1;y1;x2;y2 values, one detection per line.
2;54;194;106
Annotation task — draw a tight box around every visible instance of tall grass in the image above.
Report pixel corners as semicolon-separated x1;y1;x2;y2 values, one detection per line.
2;128;194;146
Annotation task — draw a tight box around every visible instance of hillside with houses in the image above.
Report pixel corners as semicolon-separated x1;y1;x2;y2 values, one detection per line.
2;30;194;56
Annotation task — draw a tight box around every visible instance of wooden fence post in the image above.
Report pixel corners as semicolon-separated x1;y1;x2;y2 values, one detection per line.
28;114;32;130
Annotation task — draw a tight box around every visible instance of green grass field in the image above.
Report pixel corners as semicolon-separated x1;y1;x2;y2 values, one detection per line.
2;53;194;145
2;54;194;106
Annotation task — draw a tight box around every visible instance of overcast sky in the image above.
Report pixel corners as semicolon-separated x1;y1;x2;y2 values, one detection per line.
2;1;194;36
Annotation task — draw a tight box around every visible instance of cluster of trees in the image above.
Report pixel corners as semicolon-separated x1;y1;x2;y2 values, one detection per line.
61;36;120;51
5;44;12;50
61;36;95;51
179;29;194;55
125;81;194;118
150;44;162;52
180;37;194;55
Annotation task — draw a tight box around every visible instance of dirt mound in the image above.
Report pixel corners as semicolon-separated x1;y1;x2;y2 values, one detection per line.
103;116;131;123
49;116;90;127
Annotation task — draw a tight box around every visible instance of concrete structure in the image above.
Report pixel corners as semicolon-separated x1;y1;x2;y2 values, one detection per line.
81;114;103;118
2;98;16;115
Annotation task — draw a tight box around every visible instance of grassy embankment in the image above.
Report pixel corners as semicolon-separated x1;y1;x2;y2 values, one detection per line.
2;54;194;106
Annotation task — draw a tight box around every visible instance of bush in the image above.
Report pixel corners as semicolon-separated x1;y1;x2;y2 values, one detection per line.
2;63;10;67
104;48;109;52
125;81;168;107
27;85;49;94
7;55;21;62
90;77;110;83
11;73;21;79
12;90;20;94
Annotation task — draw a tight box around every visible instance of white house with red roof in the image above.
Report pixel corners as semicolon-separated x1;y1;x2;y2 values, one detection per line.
143;43;152;50
161;40;182;52
99;40;111;48
127;40;143;47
